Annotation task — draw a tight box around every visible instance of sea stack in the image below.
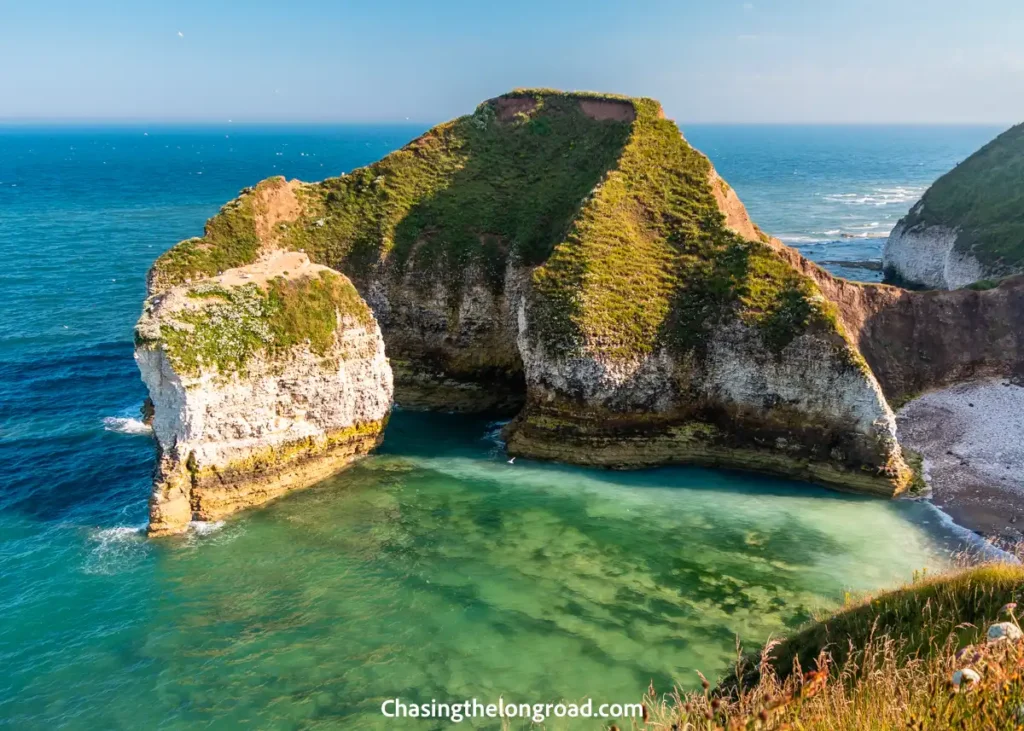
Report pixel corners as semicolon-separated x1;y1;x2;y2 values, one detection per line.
135;251;392;536
142;89;912;497
883;122;1024;289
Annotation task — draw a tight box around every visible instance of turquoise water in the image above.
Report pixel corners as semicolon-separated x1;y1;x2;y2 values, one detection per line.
0;124;997;728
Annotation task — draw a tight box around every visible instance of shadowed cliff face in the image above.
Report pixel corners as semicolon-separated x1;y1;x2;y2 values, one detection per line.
770;241;1024;405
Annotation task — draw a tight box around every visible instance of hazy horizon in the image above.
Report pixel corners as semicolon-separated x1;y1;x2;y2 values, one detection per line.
4;0;1024;125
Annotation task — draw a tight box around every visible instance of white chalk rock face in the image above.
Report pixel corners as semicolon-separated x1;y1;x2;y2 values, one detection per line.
135;251;393;536
509;297;907;496
882;213;984;290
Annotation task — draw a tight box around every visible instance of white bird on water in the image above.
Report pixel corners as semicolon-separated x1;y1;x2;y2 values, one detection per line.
507;457;515;465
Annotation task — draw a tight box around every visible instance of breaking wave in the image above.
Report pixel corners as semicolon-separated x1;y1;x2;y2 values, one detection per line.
822;187;924;207
82;523;149;575
102;416;152;435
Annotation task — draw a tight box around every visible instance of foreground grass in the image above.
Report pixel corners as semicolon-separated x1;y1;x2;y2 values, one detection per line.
639;562;1024;730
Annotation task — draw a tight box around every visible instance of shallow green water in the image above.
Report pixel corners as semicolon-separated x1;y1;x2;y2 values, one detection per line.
2;411;969;729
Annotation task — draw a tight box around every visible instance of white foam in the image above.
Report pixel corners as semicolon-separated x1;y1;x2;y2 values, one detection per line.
102;416;152;435
188;520;226;536
82;523;149;575
823;187;925;207
777;234;830;245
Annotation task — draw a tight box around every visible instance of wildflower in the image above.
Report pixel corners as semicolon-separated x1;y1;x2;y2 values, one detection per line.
1002;602;1018;615
987;621;1023;643
955;645;975;660
951;668;981;688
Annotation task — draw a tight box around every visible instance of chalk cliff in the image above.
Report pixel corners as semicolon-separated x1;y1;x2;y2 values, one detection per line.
144;90;912;497
136;251;392;536
883;122;1024;289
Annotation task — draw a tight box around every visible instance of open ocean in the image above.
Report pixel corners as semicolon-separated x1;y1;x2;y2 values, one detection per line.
0;123;1001;728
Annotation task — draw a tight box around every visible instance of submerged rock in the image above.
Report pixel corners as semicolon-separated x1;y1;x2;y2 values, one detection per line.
136;251;392;536
883;123;1024;289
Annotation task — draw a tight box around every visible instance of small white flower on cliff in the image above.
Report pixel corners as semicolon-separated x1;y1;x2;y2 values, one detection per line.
987;621;1023;643
951;668;981;688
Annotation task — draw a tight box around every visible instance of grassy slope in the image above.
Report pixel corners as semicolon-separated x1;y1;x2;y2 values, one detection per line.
902;122;1024;272
149;90;844;362
648;562;1024;730
747;562;1024;684
529;98;834;360
149;177;282;293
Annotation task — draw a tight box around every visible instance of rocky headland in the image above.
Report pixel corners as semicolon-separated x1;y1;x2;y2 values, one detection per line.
883;122;1024;290
137;89;1024;534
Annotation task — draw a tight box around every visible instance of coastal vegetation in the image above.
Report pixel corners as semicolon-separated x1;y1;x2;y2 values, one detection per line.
142;88;918;498
644;561;1024;730
885;122;1024;288
149;90;830;362
147;270;375;377
899;122;1024;272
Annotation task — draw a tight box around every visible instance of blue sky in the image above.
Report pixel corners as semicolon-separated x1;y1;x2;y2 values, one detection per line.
2;0;1022;123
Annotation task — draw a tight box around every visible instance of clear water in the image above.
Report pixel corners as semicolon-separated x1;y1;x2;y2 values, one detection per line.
0;124;995;728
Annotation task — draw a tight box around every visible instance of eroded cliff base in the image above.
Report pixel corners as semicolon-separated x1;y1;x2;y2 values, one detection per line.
148;421;386;536
506;403;909;497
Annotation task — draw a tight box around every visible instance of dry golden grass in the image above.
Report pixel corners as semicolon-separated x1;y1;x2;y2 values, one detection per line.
636;562;1024;730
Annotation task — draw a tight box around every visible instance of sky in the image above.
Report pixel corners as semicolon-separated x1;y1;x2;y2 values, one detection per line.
2;0;1023;124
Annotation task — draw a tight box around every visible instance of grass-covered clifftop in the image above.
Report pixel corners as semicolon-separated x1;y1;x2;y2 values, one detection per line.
899;122;1024;274
148;89;836;362
646;561;1024;729
138;266;375;377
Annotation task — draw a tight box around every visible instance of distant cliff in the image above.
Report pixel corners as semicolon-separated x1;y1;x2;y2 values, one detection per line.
883;123;1024;289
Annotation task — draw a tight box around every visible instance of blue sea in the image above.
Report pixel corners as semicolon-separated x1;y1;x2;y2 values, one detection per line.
0;123;1001;728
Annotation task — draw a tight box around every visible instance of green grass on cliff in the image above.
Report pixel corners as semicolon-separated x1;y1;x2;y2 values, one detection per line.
149;180;272;292
150;89;838;361
155;271;374;377
901;122;1024;272
739;562;1024;686
529;97;831;358
282;90;633;294
647;562;1024;730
